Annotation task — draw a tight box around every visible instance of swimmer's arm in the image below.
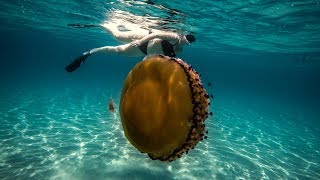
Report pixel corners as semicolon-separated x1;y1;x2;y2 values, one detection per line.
154;33;180;41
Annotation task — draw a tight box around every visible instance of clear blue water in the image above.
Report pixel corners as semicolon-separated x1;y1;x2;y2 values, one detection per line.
1;0;320;179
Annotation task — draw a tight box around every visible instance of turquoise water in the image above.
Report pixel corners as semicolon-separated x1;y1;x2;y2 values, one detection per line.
1;0;320;179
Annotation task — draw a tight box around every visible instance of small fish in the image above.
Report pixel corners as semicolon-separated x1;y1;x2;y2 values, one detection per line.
109;98;115;113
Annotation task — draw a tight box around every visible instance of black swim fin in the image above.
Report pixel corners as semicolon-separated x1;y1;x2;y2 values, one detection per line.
65;52;90;72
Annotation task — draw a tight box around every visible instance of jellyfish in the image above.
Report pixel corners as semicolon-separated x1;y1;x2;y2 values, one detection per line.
119;55;210;161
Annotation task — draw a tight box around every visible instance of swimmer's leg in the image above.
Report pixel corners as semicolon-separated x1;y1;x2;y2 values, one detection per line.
89;43;144;57
65;44;143;72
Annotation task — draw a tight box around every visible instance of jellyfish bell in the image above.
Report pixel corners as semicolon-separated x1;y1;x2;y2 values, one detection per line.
119;55;210;161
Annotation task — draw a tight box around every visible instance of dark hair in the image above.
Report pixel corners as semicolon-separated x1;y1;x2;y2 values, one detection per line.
186;34;196;43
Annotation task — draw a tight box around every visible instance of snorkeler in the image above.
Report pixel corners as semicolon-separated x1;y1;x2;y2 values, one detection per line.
65;22;196;72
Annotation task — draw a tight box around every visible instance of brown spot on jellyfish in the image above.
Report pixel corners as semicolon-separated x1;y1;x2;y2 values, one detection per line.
119;55;211;161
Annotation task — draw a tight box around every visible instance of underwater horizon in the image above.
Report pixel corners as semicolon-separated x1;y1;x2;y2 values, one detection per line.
1;0;320;179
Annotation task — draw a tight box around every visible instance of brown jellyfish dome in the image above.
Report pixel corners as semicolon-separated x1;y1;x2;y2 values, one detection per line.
119;55;210;161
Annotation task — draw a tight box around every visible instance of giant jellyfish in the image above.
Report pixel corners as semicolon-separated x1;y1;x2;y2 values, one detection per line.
120;55;210;161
